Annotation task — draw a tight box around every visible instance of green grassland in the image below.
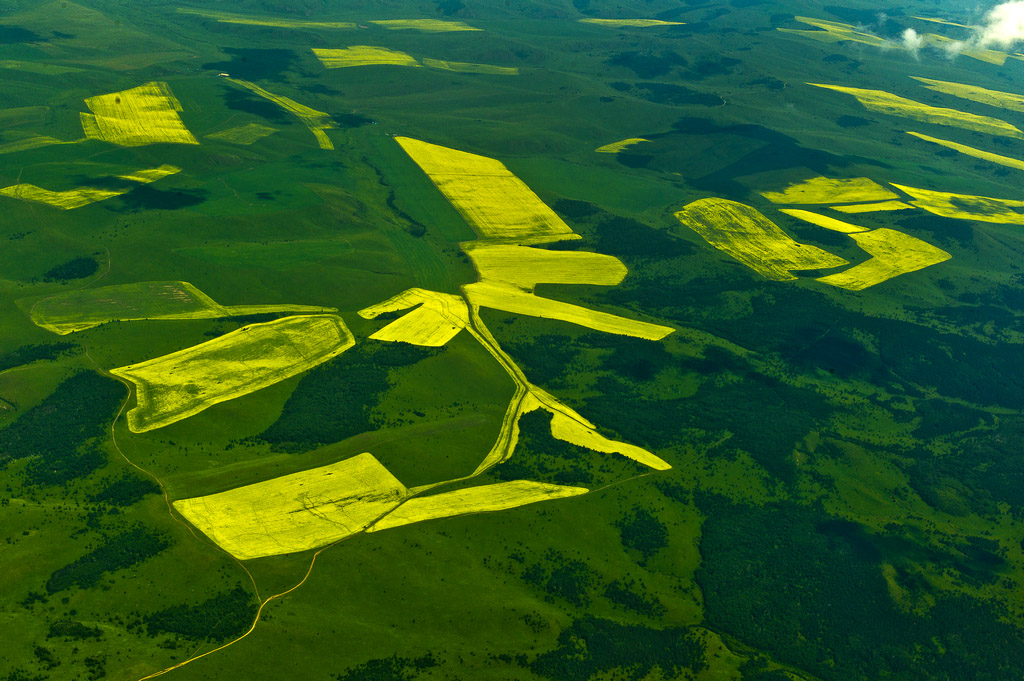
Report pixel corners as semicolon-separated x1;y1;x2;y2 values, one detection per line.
5;0;1024;680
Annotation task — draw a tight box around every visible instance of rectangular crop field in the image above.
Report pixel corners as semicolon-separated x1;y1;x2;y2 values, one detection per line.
675;198;848;280
175;453;407;560
80;82;198;146
395;136;579;244
112;314;355;432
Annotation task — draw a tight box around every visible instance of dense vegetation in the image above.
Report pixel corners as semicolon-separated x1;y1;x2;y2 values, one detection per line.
46;527;170;594
41;257;98;282
0;371;122;486
333;654;437;681
696;494;1024;681
144;586;256;641
0;342;76;373
260;343;437;450
88;472;161;507
530;617;706;680
490;410;645;487
615;508;668;561
47;619;103;640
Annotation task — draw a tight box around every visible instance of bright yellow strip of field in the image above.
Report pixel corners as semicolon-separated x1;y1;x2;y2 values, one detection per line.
177;8;355;28
114;164;181;183
817;228;951;290
225;78;336;149
761;176;898;204
779;209;870;233
596;138;649;153
0;185;124;209
809;84;1024;139
906;131;1024;172
831;201;914;213
358;288;469;347
174;453;407;560
368;480;588;532
0;136;83;155
911;16;975;28
80;82;198;147
369;19;479;31
579;18;685;27
912;76;1024;113
112;314;354;432
920;34;1008;65
206;123;278;145
421;58;518;75
544;398;670;469
395;136;579;245
778;17;886;46
675;198;848;280
466;282;672;339
313;46;421;68
460;243;673;340
890;183;1024;224
1;164;180;209
30;280;333;335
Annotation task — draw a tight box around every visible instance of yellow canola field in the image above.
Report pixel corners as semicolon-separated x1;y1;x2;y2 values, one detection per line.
177;8;355;28
1;164;180;209
113;164;180;184
226;78;336;150
30;280;331;335
831;201;913;213
368;480;588;532
596;138;649;153
919;34;1008;65
778;17;886;47
112;314;354;432
175;453;407;560
0;136;82;155
466;282;673;339
761;176;898;204
809;84;1024;139
469;380;670;476
579;18;685;27
313;46;421;68
891;183;1024;224
546;404;670;470
459;243;672;340
465;242;627;288
912;77;1024;112
1;184;124;210
674;198;848;280
779;209;869;233
906;131;1024;172
206;123;277;145
358;288;469;347
80;82;198;147
369;19;479;31
911;16;975;28
421;58;518;75
817;228;951;290
395;136;578;245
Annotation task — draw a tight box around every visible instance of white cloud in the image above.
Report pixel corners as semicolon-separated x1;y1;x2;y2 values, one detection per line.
902;28;925;52
975;0;1024;48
